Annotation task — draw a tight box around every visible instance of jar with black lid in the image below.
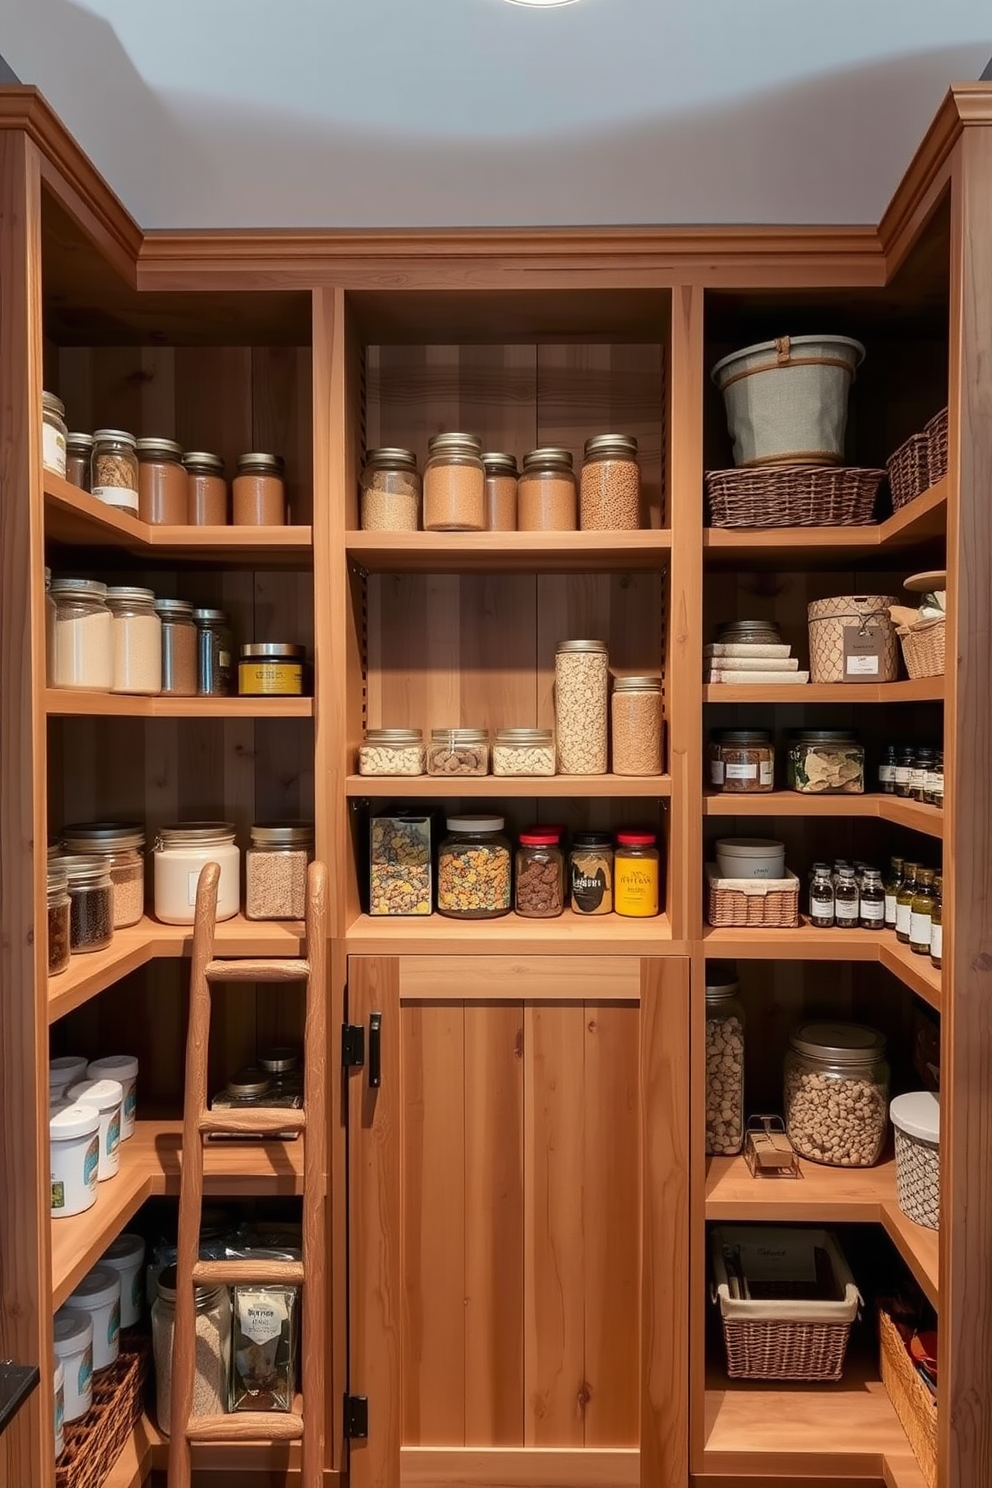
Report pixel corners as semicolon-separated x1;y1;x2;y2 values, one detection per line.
569;832;613;915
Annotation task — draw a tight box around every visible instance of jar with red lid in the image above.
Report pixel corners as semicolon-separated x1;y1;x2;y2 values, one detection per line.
614;830;660;917
515;829;565;918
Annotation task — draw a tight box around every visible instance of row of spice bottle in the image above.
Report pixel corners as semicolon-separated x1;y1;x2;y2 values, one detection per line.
806;857;942;966
370;813;662;919
42;396;290;526
360;433;644;533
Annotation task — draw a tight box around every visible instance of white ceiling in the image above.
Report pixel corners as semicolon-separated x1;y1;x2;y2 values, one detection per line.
3;0;991;229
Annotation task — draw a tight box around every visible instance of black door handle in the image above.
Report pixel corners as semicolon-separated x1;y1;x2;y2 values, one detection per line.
368;1012;382;1088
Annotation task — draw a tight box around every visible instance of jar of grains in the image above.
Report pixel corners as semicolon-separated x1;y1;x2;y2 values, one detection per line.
193;609;233;696
427;727;490;776
152;1267;231;1437
137;438;186;524
184;452;228;525
245;823;314;920
515;830;565;918
233;453;286;526
359;728;426;776
554;639;609;775
482;452;518;531
705;963;745;1155
580;434;640;530
437;816;512;920
50;579;113;691
360;448;421;532
614;830;660;917
65;433;93;492
106;587;162;695
153;823;240;924
709;730;775;794
155;599;198;696
423;433;485;531
48;864;71;977
784;1022;890;1168
492;728;556;776
61;856;114;953
612;675;664;775
518;448;577;532
91;430;139;513
569;832;613;915
239;642;306;696
61;823;146;929
42;391;68;477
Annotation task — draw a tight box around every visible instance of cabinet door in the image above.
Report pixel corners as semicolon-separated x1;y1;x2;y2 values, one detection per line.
347;955;688;1488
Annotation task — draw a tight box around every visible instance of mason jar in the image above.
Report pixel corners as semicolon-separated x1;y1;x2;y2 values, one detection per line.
137;438;187;524
184;452;228;524
423;433;485;531
245;822;314;920
358;728;426;776
491;728;555;776
360;448;421;532
48;864;71;977
705;964;745;1156
42;391;68;477
61;823;146;929
91;430;139;513
106;586;162;695
554;639;609;774
50;579;113;691
65;433;93;492
437;817;511;919
233;453;286;526
580;434;640;530
515;830;565;918
153;823;240;924
193;608;233;696
155;599;198;697
152;1266;231;1436
784;1022;890;1167
482;452;518;531
61;856;114;953
518;448;577;532
611;675;664;775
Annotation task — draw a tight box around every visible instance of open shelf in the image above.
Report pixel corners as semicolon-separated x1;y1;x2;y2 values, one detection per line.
701;924;941;1009
704;678;945;704
346;908;679;957
346;528;672;574
703;791;942;837
106;1403;306;1485
878;938;942;1010
347;773;672;799
46;690;313;718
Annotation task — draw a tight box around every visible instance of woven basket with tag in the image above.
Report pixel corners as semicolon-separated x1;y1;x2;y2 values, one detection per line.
807;595;899;684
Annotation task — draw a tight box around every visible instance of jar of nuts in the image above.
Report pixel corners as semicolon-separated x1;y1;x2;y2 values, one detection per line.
784;1022;890;1168
555;640;609;775
518;448;577;532
709;730;775;794
427;728;489;777
359;728;426;776
482;452;518;531
705;964;745;1156
423;433;485;531
360;448;422;532
580;434;640;530
515;830;565;919
611;675;664;775
437;817;511;920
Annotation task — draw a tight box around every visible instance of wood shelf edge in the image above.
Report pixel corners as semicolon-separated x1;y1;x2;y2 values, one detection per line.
880;1199;940;1308
45;690;313;718
346;773;673;798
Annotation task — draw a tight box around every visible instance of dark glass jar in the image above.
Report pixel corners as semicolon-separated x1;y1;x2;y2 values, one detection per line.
894;747;915;798
878;743;897;794
569;832;614;915
193;608;233;696
515;830;565;919
61;856;114;953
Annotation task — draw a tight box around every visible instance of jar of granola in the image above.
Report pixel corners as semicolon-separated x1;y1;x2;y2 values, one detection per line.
437;817;511;920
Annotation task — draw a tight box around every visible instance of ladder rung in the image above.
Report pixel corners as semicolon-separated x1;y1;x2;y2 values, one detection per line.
199;1108;306;1137
192;1258;305;1287
185;1411;305;1444
205;958;309;983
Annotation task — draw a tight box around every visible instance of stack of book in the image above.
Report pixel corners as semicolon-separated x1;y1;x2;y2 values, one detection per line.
705;621;810;685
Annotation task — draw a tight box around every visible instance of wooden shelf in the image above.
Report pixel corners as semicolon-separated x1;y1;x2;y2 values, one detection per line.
347;772;672;798
346;528;672;573
46;690;313;718
701;924;941;1008
704;790;943;836
108;1407;305;1482
48;915;305;1023
878;937;942;1011
346;908;679;956
704;678;945;704
51;1119;305;1309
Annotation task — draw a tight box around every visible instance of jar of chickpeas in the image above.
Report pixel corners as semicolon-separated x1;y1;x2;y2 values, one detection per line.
580;435;641;530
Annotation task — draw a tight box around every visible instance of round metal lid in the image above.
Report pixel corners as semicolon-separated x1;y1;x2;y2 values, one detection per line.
584;434;638;459
364;447;418;469
42;390;66;416
66;432;94;451
59;854;113;885
240;642;305;658
482;452;518;475
705;960;740;999
61;822;145;852
237;452;284;475
613;674;663;691
136;437;183;460
154;598;195;619
427;432;482;455
155;1264;224;1310
106;586;157;606
365;728;423;743
226;1067;272;1097
192;608;228;623
158;822;236;847
49;578;108;598
92;428;137;447
249;822;314;847
445;816;505;833
556;638;608;653
259;1047;301;1073
792;730;858;742
714;729;773;743
523;446;574;470
182;451;225;474
788;1021;887;1063
431;727;488;741
494;728;553;743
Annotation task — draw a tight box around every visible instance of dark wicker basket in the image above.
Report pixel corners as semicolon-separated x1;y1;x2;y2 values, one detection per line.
926;407;948;488
887;431;931;510
56;1334;149;1488
705;465;884;529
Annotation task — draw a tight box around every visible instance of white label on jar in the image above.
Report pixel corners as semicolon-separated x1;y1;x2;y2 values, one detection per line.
910;767;926;791
878;763;895;784
810;893;834;917
187;870;201;906
885;893;898;925
931;923;943;959
911;911;932;945
759;761;774;785
725;762;758;780
710;760;725;785
239;1292;286;1346
43;423;66;476
846;653;879;675
92;485;139;513
861;899;885;923
835;898;859;922
895;766;911;785
896;902;913;936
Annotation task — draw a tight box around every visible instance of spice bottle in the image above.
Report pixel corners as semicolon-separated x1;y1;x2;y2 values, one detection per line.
614;830;660;917
106;586;162;695
360;448;421;532
155;599;198;697
245;823;314;920
193;609;233;696
91;430;139;513
834;866;860;927
42;391;68;477
515;830;565;919
896;864;919;943
554;639;609;775
184;452;228;525
518;448;577;532
569;832;613;915
482;452;518;531
860;868;886;930
930;876;943;970
809;865;835;928
929;750;944;809
233;453;286;526
894;747;915;798
911;749;932;803
152;1267;231;1436
878;743;898;794
65;433;93;492
580;434;640;530
911;868;936;955
137;438;187;524
48;865;71;977
611;675;664;775
884;857;905;930
705;965;745;1155
423;433;485;531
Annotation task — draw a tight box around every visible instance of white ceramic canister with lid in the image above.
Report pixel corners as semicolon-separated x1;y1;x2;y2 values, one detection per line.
87;1055;138;1140
67;1079;122;1180
66;1266;121;1371
50;1054;89;1104
50;1101;100;1218
100;1232;146;1328
153;822;240;924
54;1359;65;1458
53;1308;93;1422
715;837;787;880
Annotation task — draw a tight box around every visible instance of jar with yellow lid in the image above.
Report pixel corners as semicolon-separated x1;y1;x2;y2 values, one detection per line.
614;830;660;917
238;643;306;696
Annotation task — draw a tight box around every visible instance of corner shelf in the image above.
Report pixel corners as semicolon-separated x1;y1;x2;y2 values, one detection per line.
704;679;944;704
346;528;672;574
46;690;313;718
347;773;672;798
703;791;942;837
346;908;678;957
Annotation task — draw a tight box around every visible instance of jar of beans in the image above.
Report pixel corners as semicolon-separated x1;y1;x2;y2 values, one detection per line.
705;964;745;1156
233;453;286;526
482;452;518;531
709;730;775;794
48;864;71;977
137;438;187;525
155;600;198;696
359;728;426;776
360;448;422;532
184;452;228;525
518;448;577;531
611;675;664;775
61;856;114;953
580;434;640;530
60;823;146;929
106;587;162;695
784;1022;889;1168
554;639;609;774
65;433;93;492
437;816;511;920
423;433;485;531
515;830;565;918
91;430;139;514
42;391;68;477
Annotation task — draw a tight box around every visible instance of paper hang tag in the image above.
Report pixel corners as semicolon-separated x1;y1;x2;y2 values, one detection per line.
843;624;885;680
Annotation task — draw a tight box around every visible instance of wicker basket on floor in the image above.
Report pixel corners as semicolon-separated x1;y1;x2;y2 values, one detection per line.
926;407;948;487
56;1334;149;1488
887;431;930;510
706;866;800;928
879;1305;937;1487
705;465;884;529
897;616;945;679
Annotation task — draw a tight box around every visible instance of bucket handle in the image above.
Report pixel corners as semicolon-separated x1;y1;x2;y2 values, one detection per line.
719;335;859;392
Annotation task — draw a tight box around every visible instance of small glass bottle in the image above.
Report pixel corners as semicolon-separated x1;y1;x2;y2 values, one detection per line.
884;857;905;930
184;452;228;525
360;448;421;532
65;433;93;492
896;864;919;944
42;391;68;477
929;750;944;809
233;453;286;526
137;438;187;524
515;830;565;919
193;608;233;696
834;866;860;927
91;429;139;513
614;831;660;918
832;859;849;887
860;868;886;930
518;448;577;532
894;747;914;799
809;865;835;928
155;599;198;696
482;452;518;531
930;876;943;970
911;748;933;803
423;434;485;532
878;743;898;794
911;868;936;955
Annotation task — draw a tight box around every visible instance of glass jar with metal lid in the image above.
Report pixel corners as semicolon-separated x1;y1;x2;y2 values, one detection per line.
183;452;227;525
787;730;864;794
784;1022;889;1167
612;675;664;775
492;728;555;776
239;642;306;696
65;433;93;492
48;864;71;977
233;452;286;526
152;1264;231;1435
580;434;640;531
91;430;139;513
136;438;186;524
153;823;240;924
515;829;565;918
427;728;490;776
359;728;426;776
193;608;233;696
61;856;115;953
42;391;68;477
705;963;745;1156
50;578;113;691
106;587;162;695
245;822;314;920
555;639;609;774
518;447;577;532
437;816;511;919
154;599;197;696
259;1047;303;1097
709;729;775;794
360;448;421;532
482;452;518;531
423;433;485;531
61;823;146;929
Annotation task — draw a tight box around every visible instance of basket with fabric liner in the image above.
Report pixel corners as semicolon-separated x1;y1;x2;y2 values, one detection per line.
55;1334;149;1488
706;865;800;928
886;430;931;510
705;464;885;528
878;1304;937;1487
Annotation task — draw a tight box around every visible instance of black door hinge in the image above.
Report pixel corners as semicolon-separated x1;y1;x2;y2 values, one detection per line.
345;1393;369;1439
342;1023;365;1070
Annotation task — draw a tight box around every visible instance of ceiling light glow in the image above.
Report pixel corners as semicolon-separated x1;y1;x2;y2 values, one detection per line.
503;0;581;7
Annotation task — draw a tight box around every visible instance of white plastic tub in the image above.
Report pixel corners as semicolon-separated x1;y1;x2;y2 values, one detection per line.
101;1232;146;1328
715;837;786;880
67;1078;122;1180
50;1101;100;1218
87;1055;138;1140
66;1266;121;1372
49;1054;88;1103
54;1360;65;1459
53;1308;93;1422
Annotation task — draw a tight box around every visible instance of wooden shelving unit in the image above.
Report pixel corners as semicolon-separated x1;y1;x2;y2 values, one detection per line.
345;908;678;957
346;773;673;798
704;678;945;704
45;689;313;718
703;790;943;837
346;528;671;573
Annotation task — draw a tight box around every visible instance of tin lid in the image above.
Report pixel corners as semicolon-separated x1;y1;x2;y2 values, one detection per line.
258;1047;301;1074
50;1101;100;1141
61;822;145;853
136;437;183;461
67;1078;123;1113
49;578;108;599
183;451;225;475
523;446;574;471
249;822;314;848
154;598;195;620
788;1021;887;1063
494;728;554;744
482;451;518;476
890;1090;939;1144
236;452;284;476
365;728;423;743
47;864;68;896
714;729;773;744
59;855;114;887
42;390;66;417
87;1055;139;1083
584;434;638;459
53;1309;93;1355
192;608;228;623
705;960;739;999
431;727;488;742
92;428;137;447
520;829;559;846
556;638;608;654
240;642;305;659
226;1067;272;1098
101;1232;145;1268
105;586;158;608
427;432;482;456
67;1265;121;1312
445;816;505;833
617;830;656;846
66;432;94;453
158;822;236;847
792;730;858;743
613;674;663;691
155;1264;224;1311
364;447;418;470
572;832;613;848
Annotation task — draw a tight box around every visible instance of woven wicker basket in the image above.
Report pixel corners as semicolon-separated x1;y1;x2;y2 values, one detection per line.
926;407;948;488
706;866;800;928
56;1335;149;1488
897;616;945;679
705;465;884;529
807;595;899;684
887;431;930;510
894;1126;940;1230
879;1305;937;1487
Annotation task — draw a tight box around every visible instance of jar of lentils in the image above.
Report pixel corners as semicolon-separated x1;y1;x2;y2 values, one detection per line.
61;856;114;953
437;817;511;920
359;728;426;776
360;448;422;532
423;433;485;531
65;433;93;492
705;964;745;1156
580;434;640;530
518;448;577;531
515;830;565;918
42;391;68;477
245;823;314;920
554;639;609;775
611;675;664;775
184;452;228;525
482;452;518;531
784;1022;889;1168
91;430;139;513
61;823;146;930
709;730;775;794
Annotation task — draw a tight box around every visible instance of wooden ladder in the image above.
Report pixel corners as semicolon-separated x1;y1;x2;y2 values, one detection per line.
167;859;328;1488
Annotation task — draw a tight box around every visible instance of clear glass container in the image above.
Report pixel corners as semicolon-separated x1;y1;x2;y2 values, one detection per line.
708;730;775;794
61;823;146;929
834;865;860;925
518;448;577;532
45;566;56;685
246;823;314;920
894;746;915;798
91;429;139;513
554;639;609;775
360;448;421;532
427;728;489;776
878;743;897;794
860;868;886;929
515;830;565;918
569;832;613;915
787;731;864;794
137;438;187;524
233;453;286;526
930;875;943;969
155;599;198;696
43;391;68;477
809;864;835;928
482;452;518;531
784;1022;889;1167
896;863;919;944
611;675;664;775
358;728;424;777
705;963;745;1155
492;728;555;776
884;856;904;929
65;433;93;492
106;586;162;695
239;643;306;696
61;856;114;953
153;823;240;924
437;816;511;920
912;748;934;804
50;578;113;691
152;1266;231;1435
927;750;944;808
614;830;660;917
48;865;71;977
193;608;233;697
423;433;485;531
370;813;432;916
184;452;228;525
911;868;936;954
580;434;640;530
